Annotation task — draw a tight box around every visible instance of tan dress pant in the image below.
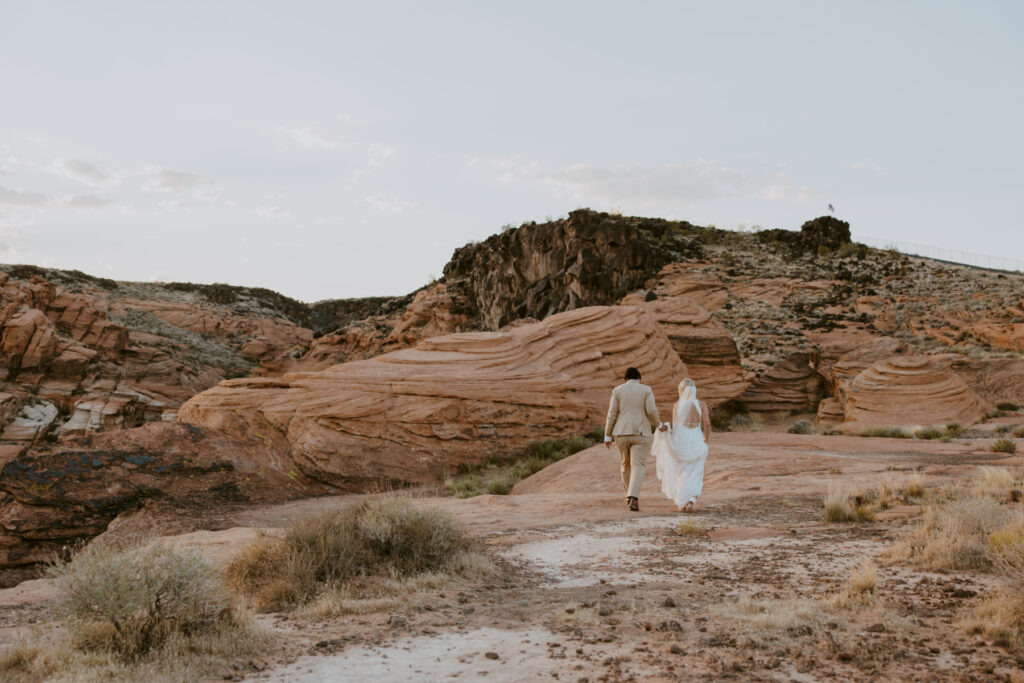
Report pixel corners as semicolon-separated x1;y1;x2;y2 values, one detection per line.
615;434;652;499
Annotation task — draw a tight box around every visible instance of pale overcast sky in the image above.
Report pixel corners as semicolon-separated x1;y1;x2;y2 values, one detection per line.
0;1;1020;301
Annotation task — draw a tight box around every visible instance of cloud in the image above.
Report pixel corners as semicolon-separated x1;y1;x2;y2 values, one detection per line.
851;161;884;174
364;194;418;214
143;166;209;192
0;185;50;207
253;205;288;219
367;143;396;168
276;123;343;151
63;194;115;208
55;159;118;187
470;157;817;209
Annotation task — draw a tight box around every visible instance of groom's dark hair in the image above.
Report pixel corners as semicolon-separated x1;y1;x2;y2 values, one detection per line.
625;367;641;381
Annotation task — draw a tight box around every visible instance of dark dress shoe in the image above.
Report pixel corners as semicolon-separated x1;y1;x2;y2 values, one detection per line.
628;497;639;512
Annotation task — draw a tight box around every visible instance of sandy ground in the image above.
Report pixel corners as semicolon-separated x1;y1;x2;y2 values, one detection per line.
2;431;1023;681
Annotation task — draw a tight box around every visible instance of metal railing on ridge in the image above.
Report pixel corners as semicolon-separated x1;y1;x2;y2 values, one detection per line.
857;236;1024;274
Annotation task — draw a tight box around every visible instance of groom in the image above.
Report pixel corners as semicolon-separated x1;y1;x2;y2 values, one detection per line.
604;367;667;511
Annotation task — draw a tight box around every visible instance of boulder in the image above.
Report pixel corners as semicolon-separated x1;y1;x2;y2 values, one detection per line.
180;306;688;489
843;356;989;429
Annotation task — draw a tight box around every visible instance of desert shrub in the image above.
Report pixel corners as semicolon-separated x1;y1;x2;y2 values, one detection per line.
787;419;813;435
995;424;1012;434
1013;425;1024;439
914;426;945;440
987;409;1010;419
46;542;240;660
945;422;965;437
992;438;1017;455
823;484;874;523
858;427;910;438
996;402;1020;411
710;411;732;432
226;498;470;610
904;473;925;499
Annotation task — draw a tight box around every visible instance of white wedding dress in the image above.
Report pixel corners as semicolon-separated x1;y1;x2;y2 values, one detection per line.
653;387;709;509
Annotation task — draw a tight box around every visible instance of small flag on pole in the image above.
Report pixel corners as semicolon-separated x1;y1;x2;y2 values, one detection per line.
828;204;835;214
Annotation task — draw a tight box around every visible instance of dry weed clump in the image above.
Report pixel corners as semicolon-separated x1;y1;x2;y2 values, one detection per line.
1;543;268;681
823;484;875;523
226;497;483;611
444;435;593;497
973;466;1016;500
891;494;1013;572
828;558;878;608
675;520;707;537
858;427;910;439
991;438;1017;455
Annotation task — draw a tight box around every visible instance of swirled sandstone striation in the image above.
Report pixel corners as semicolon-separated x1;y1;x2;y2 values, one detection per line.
179;306;688;489
843;356;989;429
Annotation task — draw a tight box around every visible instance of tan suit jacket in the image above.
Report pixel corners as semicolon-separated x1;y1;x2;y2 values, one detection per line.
605;380;661;438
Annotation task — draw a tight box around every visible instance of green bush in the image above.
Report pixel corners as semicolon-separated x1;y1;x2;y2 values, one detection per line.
859;427;910;439
47;543;235;660
915;427;946;440
946;423;965;437
444;433;595;498
996;402;1020;411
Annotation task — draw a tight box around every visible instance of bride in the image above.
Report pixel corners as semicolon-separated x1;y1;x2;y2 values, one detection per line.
653;378;711;513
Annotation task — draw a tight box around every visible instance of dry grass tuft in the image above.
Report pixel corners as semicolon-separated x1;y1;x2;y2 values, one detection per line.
991;438;1017;455
829;557;878;609
823;484;875;523
676;520;707;537
891;495;1012;571
973;466;1016;500
443;435;594;497
716;595;826;631
226;497;486;611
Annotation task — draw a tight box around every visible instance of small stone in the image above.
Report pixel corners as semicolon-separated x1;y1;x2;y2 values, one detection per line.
669;644;685;655
662;597;676;608
865;623;886;633
485;651;500;660
597;606;612;617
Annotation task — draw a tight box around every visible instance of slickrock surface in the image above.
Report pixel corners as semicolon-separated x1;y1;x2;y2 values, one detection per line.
180;306;688;489
0;422;320;568
843;356;990;428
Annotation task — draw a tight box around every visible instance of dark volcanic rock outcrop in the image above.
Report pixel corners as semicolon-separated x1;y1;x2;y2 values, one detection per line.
0;422;320;567
444;209;702;329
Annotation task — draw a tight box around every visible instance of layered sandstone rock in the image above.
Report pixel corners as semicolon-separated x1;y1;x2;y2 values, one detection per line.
944;357;1024;407
0;422;322;567
180;306;687;489
740;352;821;414
843;356;989;429
620;293;745;406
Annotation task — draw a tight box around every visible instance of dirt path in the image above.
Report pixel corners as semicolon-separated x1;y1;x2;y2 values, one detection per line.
2;432;1023;681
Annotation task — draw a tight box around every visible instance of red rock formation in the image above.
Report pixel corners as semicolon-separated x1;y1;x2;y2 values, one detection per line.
620;292;745;406
843;356;989;429
180;306;688;489
740;352;822;414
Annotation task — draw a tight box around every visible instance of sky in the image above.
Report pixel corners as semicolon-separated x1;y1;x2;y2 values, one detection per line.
0;1;1021;302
